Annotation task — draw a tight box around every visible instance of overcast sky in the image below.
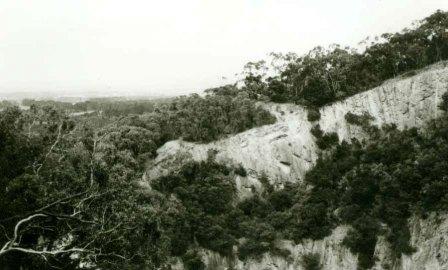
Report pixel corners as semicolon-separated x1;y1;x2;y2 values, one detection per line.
1;0;448;98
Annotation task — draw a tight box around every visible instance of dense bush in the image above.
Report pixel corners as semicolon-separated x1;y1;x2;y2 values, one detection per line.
22;98;171;116
151;159;238;257
22;87;276;145
182;250;206;270
148;97;448;268
439;91;448;111
114;87;276;145
307;107;321;122
7;95;448;269
235;164;248;177
302;111;448;268
310;125;339;150
0;100;17;110
161;90;276;142
0;106;163;269
241;10;448;107
0;89;276;269
345;112;374;126
301;253;322;270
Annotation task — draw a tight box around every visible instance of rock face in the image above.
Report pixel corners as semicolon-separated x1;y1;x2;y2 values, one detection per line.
148;62;448;185
146;62;448;269
169;214;448;270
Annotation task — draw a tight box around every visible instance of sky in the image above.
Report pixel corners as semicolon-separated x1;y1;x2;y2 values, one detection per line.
1;0;448;98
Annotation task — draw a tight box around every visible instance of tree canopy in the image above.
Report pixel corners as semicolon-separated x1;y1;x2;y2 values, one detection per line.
240;10;448;107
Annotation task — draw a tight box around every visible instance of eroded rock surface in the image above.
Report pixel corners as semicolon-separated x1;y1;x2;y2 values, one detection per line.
148;62;448;185
147;62;448;270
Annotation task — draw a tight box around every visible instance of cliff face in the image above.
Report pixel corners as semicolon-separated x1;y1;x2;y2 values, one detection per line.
169;213;448;270
147;62;448;269
148;62;448;186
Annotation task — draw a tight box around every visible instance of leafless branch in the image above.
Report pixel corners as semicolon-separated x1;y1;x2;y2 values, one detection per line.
36;122;63;175
1;213;47;255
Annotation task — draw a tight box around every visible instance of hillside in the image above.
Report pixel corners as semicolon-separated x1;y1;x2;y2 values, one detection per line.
1;9;448;270
146;61;448;270
148;61;448;187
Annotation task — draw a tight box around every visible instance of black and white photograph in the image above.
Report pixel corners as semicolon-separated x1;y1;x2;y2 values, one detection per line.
1;1;448;269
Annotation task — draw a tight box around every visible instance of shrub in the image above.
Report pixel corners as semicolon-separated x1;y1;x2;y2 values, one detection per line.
259;172;274;194
345;112;376;135
310;125;323;138
439;91;448;112
307;108;321;122
151;159;237;256
342;216;380;269
316;132;339;150
301;253;322;270
237;221;276;260
235;164;248;177
345;112;374;126
238;239;270;261
271;247;291;258
182;250;206;270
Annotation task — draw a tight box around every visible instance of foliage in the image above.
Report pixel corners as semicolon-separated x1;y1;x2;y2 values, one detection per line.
258;172;274;194
302;111;448;268
241;10;448;107
301;253;322;270
22;98;171;116
0;105;164;269
182;250;205;270
0;100;17;110
158;89;276;143
2;10;448;269
146;97;448;268
22;90;277;142
235;164;248;177
310;125;339;150
307;107;321;122
0;86;276;269
439;91;448;111
345;112;374;126
151;159;238;257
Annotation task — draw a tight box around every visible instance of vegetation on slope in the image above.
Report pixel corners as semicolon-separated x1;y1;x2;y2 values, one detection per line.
155;90;275;143
240;10;448;107
148;93;448;269
22;89;275;144
0;106;160;269
1;9;448;270
0;89;275;269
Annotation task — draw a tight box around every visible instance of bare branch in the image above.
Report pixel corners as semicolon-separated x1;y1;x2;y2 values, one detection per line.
3;247;87;256
0;191;88;223
36;122;63;175
89;117;125;186
0;213;47;255
0;213;91;259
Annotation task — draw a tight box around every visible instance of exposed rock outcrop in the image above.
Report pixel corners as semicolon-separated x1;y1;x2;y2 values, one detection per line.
147;62;448;270
148;62;448;185
169;214;448;270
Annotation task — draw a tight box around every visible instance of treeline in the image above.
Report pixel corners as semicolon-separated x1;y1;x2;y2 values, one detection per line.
0;100;18;110
22;98;171;116
153;89;276;142
241;10;448;107
22;88;275;144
